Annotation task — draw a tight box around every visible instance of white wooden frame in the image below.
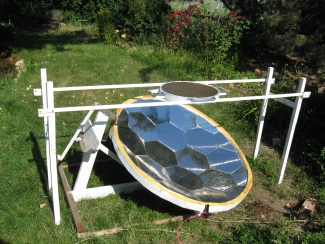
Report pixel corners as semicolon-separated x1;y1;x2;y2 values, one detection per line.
34;67;310;225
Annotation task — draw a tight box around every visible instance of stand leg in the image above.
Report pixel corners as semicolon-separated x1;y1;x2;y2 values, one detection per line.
71;110;142;201
47;81;61;225
73;153;97;191
278;78;307;184
73;111;109;192
253;67;274;159
41;69;52;190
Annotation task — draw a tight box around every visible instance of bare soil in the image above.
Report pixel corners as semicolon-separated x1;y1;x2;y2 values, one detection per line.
220;139;321;236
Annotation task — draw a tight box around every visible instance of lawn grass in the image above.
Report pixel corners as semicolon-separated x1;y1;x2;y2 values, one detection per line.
0;27;324;243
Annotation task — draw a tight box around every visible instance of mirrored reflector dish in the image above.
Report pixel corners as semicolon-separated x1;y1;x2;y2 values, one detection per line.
111;97;252;212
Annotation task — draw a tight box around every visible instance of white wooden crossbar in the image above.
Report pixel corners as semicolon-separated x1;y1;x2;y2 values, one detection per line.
33;78;270;96
35;92;308;117
35;67;310;225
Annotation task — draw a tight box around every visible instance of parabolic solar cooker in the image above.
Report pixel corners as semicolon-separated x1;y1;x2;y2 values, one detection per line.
110;82;252;213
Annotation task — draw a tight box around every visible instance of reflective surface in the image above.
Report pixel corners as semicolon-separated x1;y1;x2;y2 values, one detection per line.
117;98;249;203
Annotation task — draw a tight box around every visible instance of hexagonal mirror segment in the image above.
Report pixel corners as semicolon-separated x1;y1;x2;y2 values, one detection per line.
175;147;210;174
145;141;178;167
128;112;158;142
186;127;218;154
169;105;197;131
156;123;188;151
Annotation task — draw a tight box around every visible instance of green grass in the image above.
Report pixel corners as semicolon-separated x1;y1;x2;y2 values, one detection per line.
1;27;324;243
170;0;228;14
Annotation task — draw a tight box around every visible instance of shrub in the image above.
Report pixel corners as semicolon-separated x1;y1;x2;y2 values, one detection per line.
1;0;54;26
97;0;171;44
165;1;250;79
221;0;325;74
61;0;110;24
108;0;171;38
97;9;116;44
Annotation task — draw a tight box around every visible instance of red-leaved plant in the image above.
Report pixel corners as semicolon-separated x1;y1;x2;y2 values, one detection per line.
165;1;250;79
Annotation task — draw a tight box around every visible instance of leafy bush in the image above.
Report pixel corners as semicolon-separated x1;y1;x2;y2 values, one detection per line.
165;1;250;79
3;0;170;40
221;0;325;74
1;0;54;26
61;0;110;24
97;9;117;44
108;0;171;37
297;93;325;183
60;10;80;26
97;0;171;44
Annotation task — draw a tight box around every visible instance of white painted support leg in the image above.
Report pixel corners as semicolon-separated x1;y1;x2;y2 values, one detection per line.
73;111;109;192
278;78;307;184
253;67;274;159
73;153;98;191
71;110;142;201
41;69;51;190
72;182;142;202
47;81;61;225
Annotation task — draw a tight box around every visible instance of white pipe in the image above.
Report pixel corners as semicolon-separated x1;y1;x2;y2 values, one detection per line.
34;78;270;94
52;79;268;91
253;67;274;159
37;92;310;117
278;78;307;184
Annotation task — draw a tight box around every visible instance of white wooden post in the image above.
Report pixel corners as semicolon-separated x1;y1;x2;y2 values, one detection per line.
41;69;51;189
253;67;274;159
278;77;307;184
46;81;61;225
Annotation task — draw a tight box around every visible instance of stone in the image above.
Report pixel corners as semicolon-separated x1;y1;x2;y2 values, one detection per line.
15;59;25;72
254;68;262;76
301;198;317;215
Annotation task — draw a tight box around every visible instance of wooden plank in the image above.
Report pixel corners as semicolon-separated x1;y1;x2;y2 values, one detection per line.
58;164;85;233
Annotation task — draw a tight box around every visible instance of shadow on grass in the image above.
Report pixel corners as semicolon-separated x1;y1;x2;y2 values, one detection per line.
63;148;83;187
1;26;100;55
121;189;192;216
95;139;192;216
0;238;10;244
93;157;191;216
60;135;192;217
27;132;53;211
60;136;133;188
138;67;155;83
